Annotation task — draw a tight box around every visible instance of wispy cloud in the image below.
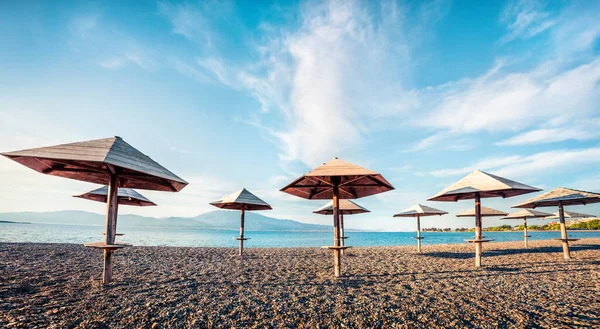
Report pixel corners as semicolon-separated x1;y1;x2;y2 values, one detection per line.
194;0;443;166
430;147;600;180
496;119;600;146
499;0;556;43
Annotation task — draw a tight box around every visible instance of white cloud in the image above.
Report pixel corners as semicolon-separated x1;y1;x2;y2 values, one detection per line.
500;0;556;43
430;147;600;181
195;0;443;166
418;58;600;135
497;119;600;146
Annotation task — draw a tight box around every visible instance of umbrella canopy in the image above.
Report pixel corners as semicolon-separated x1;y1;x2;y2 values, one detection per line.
74;186;157;207
393;204;448;217
456;206;508;217
280;158;394;200
502;209;552;220
313;200;370;215
210;188;272;211
544;211;596;220
1;136;188;192
512;187;600;208
428;170;541;202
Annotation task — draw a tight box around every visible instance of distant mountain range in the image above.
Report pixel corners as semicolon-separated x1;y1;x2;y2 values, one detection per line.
0;210;336;232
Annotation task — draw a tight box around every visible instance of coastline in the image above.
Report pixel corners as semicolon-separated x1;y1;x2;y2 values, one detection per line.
2;238;599;328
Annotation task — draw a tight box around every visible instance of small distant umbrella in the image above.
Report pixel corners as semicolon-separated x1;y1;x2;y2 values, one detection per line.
428;170;540;268
512;187;600;259
393;204;447;253
456;206;508;218
281;157;394;277
74;186;157;207
543;210;596;220
314;200;370;251
2;136;187;283
74;186;156;239
502;209;553;248
210;188;272;258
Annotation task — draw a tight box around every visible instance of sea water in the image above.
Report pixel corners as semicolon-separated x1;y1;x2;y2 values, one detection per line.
2;223;600;248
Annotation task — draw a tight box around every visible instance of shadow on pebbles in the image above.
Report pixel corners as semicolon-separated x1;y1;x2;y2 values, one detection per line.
1;239;599;328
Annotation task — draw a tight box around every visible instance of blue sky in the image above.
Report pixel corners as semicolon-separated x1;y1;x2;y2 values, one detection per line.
1;0;599;231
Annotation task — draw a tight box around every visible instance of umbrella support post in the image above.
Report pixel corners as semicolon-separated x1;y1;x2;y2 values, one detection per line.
340;213;345;255
239;208;245;259
558;203;571;260
102;173;119;284
333;183;342;278
523;218;528;248
474;194;482;268
417;215;422;254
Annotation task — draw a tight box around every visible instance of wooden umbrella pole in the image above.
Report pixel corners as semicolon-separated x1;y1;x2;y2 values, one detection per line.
239;207;245;259
558;202;571;259
417;215;422;254
474;193;482;268
340;212;345;255
103;173;119;284
332;183;342;277
523;217;528;248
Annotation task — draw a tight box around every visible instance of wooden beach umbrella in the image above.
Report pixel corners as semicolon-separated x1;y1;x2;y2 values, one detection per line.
2;136;187;283
512;187;600;259
393;204;447;253
74;186;157;239
456;206;508;218
280;157;394;277
313;199;370;250
428;170;540;268
210;188;272;258
543;210;596;220
502;209;553;248
74;186;157;207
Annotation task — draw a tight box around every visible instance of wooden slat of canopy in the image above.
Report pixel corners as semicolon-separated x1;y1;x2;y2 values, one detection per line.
1;136;188;192
281;158;394;200
428;170;540;202
512;187;600;208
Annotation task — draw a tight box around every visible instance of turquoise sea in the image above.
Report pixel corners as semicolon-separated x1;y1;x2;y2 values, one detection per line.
2;223;600;248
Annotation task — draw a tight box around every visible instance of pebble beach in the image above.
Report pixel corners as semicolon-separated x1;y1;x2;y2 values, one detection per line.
2;239;599;328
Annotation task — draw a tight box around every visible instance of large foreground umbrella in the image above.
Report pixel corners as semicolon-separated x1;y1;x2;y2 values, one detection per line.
314;199;370;250
74;186;157;238
512;187;600;259
281;158;394;277
502;209;552;248
393;204;447;253
428;170;540;268
2;136;187;283
210;188;272;258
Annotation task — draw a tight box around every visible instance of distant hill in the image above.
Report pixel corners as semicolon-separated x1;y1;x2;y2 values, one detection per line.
0;210;334;232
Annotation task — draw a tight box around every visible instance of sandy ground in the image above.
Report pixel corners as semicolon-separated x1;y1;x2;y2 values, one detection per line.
1;239;599;328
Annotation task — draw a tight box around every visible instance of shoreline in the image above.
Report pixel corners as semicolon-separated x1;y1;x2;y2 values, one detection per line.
2;239;599;327
2;236;600;249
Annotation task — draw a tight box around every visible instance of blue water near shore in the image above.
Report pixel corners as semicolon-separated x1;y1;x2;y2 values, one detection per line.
2;223;600;248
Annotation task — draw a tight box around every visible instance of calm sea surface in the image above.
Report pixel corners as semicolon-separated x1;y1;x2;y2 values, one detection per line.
2;223;600;248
